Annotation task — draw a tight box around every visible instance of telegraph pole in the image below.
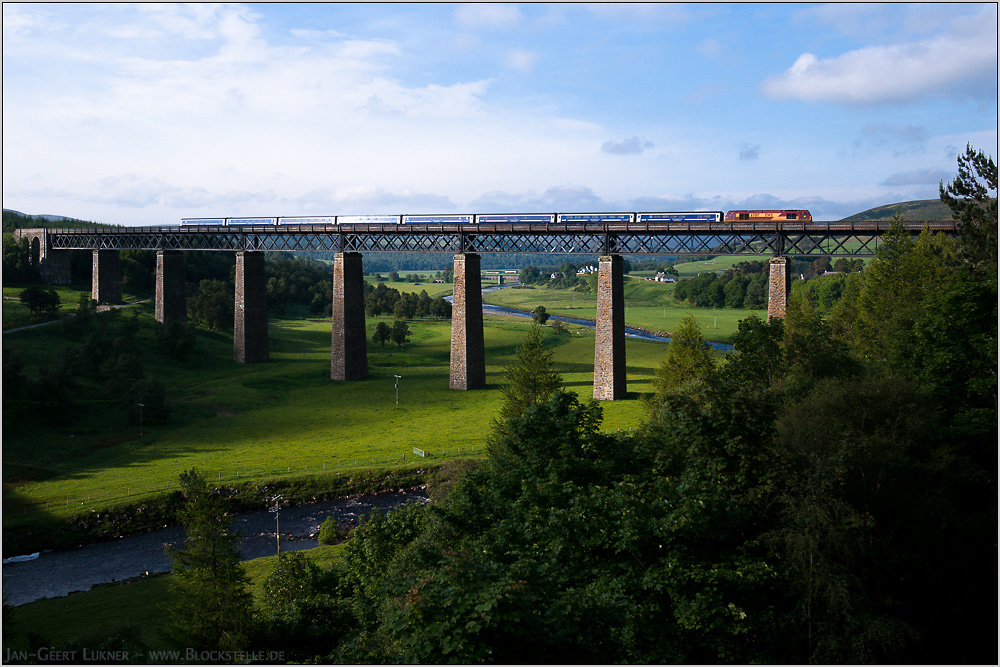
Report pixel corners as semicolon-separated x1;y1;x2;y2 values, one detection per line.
394;375;402;408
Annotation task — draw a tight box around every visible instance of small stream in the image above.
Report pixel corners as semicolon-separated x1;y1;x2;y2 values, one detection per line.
1;490;427;606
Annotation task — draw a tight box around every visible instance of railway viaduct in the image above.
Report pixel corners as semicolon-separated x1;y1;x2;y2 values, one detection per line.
14;219;955;400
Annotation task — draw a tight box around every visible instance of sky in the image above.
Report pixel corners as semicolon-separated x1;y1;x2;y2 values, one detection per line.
3;2;997;226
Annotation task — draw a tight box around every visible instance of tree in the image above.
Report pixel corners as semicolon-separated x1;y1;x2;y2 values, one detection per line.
390;318;410;347
164;469;253;651
18;286;60;316
652;314;715;395
939;144;998;277
531;305;550;325
492;325;562;431
372;321;391;348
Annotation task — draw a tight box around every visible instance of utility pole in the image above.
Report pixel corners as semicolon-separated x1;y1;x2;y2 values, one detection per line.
270;494;282;557
394;375;402;408
138;403;145;440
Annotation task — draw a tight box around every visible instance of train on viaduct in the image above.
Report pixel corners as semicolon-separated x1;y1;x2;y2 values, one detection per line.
14;211;956;401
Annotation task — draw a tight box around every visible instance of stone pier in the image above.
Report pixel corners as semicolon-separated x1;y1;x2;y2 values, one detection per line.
767;256;790;320
154;250;186;323
91;250;122;305
593;254;626;401
330;252;368;381
234;251;269;363
449;253;485;390
13;229;72;284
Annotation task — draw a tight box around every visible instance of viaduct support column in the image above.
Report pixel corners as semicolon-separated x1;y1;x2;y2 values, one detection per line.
330;252;367;381
155;250;186;323
450;253;485;390
234;251;269;363
593;254;626;401
14;229;72;284
767;257;790;321
91;250;122;305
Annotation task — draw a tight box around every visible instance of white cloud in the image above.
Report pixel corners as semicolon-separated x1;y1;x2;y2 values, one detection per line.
453;4;523;30
761;8;998;105
505;49;539;72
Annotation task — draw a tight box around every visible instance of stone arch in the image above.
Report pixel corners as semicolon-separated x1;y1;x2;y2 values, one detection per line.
30;236;41;267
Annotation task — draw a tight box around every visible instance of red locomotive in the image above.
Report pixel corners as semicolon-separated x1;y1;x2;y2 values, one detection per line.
724;210;812;222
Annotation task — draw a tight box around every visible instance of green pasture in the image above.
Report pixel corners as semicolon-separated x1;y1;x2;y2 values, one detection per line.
363;278;454;298
2;543;346;651
484;276;762;343
3;305;669;529
2;284;148;331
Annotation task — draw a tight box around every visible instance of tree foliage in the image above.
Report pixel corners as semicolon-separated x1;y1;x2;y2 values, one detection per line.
164;469;254;651
652;313;715;395
939;143;998;277
492;325;563;431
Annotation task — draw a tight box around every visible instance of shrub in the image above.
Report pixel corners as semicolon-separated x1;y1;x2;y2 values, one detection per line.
318;516;345;545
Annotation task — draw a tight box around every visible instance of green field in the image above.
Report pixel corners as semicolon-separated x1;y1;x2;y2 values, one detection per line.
484;274;763;343
3;301;679;538
2;284;149;331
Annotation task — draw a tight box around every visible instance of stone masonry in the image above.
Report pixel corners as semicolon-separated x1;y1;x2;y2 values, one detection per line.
234;251;269;363
154;250;187;323
91;250;122;305
330;252;368;381
450;253;486;390
15;229;71;284
593;254;626;400
767;256;790;320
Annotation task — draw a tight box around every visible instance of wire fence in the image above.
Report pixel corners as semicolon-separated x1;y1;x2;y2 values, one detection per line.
25;445;484;514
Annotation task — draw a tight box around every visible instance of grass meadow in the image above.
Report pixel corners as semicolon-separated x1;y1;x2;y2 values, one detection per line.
3;297;677;538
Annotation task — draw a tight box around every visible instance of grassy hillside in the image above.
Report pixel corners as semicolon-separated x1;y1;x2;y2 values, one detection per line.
840;199;954;221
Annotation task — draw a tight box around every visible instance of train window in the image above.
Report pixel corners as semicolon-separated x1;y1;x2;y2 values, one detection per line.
739;213;749;220
786;213;797;220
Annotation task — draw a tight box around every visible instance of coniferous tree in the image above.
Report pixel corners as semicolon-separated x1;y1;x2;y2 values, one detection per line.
652;313;715;395
165;469;253;651
492;325;562;435
939;143;998;278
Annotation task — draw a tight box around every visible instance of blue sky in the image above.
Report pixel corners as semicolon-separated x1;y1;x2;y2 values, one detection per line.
3;2;997;225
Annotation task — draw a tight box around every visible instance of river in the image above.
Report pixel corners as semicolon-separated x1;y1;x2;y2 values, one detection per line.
1;490;427;606
475;283;734;351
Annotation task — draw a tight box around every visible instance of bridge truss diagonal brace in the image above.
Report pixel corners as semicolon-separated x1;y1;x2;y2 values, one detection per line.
330;252;368;381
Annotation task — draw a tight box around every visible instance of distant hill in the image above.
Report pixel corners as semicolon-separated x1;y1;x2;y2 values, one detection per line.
2;209;77;222
3;209;111;234
840;199;955;222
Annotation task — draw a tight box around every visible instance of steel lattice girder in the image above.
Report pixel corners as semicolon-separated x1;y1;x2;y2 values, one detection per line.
47;228;895;256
